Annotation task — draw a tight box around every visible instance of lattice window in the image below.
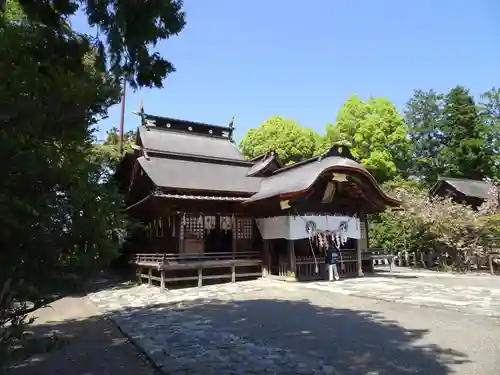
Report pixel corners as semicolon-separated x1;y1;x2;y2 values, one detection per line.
235;217;253;239
220;216;233;232
204;215;216;232
183;214;204;239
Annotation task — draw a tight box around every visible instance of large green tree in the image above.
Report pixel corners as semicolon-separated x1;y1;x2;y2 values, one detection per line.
0;0;186;366
404;89;445;183
323;95;409;182
479;87;500;175
239;116;319;164
438;86;494;180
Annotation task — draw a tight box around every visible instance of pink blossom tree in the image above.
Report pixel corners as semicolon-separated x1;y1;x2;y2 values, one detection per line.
371;184;500;270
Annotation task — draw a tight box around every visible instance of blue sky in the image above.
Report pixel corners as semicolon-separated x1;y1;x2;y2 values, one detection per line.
73;1;499;143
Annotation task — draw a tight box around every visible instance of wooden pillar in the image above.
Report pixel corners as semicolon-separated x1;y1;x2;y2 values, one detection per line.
177;214;185;254
148;268;152;286
160;254;166;291
262;239;270;277
357;214;367;277
215;214;221;251
197;267;203;287
160;269;165;291
270;239;276;276
231;265;236;282
287;239;296;277
232;215;237;259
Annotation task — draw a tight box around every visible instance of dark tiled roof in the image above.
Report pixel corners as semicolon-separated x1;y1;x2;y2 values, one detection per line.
434;177;493;200
247;155;397;204
153;193;249;202
137;156;261;194
246;153;281;177
138;126;245;161
142;113;233;133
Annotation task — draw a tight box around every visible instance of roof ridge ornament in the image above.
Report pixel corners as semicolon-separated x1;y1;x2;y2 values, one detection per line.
132;100;154;129
228;116;235;142
144;117;156;129
324;141;356;160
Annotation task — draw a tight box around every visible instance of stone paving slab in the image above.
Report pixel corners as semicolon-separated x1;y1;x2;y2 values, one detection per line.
285;274;500;317
88;277;500;375
88;281;267;311
89;281;341;375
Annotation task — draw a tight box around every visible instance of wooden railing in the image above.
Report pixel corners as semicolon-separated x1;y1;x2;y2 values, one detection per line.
393;250;500;274
134;251;261;266
132;251;263;290
368;248;395;271
278;249;391;280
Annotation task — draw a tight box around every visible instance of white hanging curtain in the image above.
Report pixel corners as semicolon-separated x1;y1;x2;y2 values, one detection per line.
255;215;360;240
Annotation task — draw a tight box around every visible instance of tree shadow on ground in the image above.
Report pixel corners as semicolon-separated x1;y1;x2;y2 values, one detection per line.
6;313;156;375
8;293;473;375
361;272;419;280
38;268;139;302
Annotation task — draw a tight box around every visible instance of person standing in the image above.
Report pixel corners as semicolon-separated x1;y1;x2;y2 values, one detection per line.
325;245;340;281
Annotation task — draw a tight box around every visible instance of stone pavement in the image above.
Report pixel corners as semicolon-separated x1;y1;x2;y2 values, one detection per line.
90;281;337;375
88;273;500;375
286;269;500;318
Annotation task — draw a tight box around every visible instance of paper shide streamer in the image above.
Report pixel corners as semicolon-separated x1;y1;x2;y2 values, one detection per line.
300;213;356;274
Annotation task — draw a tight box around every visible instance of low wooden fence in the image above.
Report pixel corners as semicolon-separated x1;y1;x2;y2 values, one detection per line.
278;249;386;280
132;251;263;290
393;250;500;274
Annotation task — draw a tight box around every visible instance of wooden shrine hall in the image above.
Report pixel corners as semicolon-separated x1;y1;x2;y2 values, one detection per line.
115;109;400;289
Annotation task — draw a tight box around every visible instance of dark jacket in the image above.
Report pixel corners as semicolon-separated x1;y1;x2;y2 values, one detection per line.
325;247;340;265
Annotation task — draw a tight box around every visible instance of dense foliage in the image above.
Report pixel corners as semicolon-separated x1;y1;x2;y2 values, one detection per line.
3;0;186;88
92;127;136;178
321;95;410;182
239;116;318;164
0;0;185;368
240;87;500;183
369;184;500;269
368;87;500;269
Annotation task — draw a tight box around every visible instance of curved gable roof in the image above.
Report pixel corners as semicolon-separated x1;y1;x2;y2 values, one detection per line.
247;145;399;206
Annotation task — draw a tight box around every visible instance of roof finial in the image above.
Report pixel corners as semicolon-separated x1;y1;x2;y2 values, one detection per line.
131;100;145;120
139;100;145;125
324;140;355;160
228;116;235;141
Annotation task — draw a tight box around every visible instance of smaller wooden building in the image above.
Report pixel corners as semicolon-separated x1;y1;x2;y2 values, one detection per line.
115;110;400;289
429;177;493;209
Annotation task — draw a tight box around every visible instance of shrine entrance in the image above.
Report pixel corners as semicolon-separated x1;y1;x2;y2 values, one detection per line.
258;215;369;280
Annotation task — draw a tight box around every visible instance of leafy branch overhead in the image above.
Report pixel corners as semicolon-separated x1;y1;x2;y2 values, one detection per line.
4;0;186;88
0;0;188;366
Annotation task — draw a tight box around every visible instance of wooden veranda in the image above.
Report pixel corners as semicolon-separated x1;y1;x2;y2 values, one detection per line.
134;251;262;290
